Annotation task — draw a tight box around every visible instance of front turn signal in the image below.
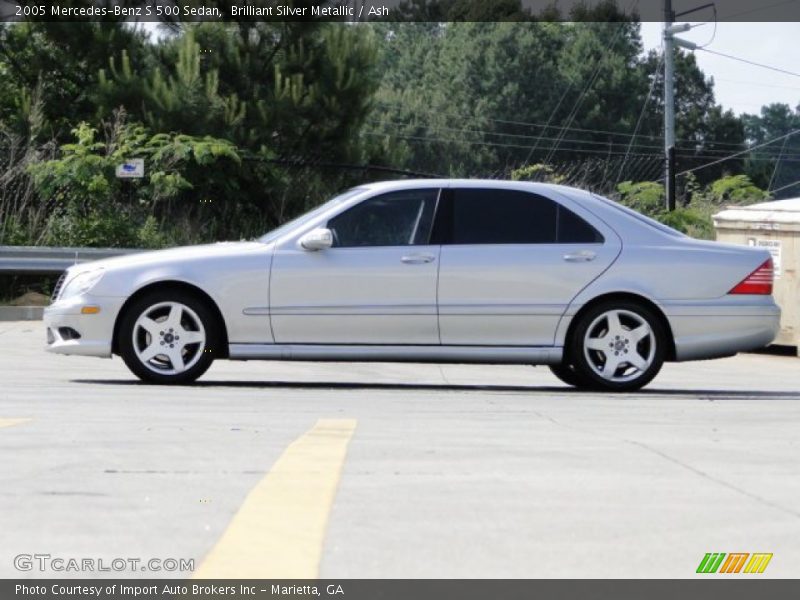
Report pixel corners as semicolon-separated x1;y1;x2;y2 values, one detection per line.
81;305;101;315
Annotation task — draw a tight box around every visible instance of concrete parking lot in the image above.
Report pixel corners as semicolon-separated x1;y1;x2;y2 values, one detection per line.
1;320;799;579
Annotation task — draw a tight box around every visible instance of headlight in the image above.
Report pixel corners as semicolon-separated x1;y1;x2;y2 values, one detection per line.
59;269;104;300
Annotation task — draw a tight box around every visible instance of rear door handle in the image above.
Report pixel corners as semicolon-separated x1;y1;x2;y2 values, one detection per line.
563;250;597;262
401;254;436;264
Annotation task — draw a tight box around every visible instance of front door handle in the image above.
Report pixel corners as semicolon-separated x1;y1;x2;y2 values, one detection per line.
401;254;436;264
563;250;597;262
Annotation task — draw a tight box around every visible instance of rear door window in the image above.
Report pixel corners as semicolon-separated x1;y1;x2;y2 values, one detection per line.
441;188;602;244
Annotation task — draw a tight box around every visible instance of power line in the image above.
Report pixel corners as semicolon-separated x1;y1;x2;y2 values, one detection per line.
545;15;636;163
713;77;800;91
521;13;637;164
241;154;443;178
677;129;800;176
520;5;641;164
698;48;800;79
768;136;790;191
361;130;664;157
489;116;662;140
368;119;667;151
718;0;800;21
617;48;664;183
676;153;800;163
372;100;755;150
373;107;667;145
696;6;717;50
367;119;800;160
523;61;578;162
769;178;800;195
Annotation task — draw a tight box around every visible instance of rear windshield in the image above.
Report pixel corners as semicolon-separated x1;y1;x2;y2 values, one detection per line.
592;193;686;238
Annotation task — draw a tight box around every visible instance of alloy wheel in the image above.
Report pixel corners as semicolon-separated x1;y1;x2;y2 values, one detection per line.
132;301;206;375
582;309;656;383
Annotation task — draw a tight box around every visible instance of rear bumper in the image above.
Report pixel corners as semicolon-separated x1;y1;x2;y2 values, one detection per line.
664;300;781;361
43;294;124;358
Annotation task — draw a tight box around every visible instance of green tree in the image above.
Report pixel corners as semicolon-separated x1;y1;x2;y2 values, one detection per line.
98;23;379;161
0;21;149;140
366;20;742;184
742;103;800;198
96;22;384;229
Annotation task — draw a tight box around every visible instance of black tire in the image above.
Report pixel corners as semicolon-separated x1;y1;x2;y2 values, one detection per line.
118;289;219;384
548;363;591;388
568;300;667;392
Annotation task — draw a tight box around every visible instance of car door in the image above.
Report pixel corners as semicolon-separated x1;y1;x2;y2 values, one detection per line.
436;186;621;346
269;188;442;344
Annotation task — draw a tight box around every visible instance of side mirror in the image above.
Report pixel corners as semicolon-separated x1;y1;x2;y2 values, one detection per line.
299;228;333;251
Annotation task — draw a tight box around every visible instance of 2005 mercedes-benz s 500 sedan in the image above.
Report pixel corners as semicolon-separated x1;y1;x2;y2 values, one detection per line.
45;179;780;391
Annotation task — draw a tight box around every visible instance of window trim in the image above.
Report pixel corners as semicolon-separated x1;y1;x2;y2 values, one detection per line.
431;188;604;246
556;203;605;245
429;188;454;245
325;188;443;249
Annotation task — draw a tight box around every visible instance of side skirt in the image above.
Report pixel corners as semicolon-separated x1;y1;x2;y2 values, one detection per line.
228;344;562;365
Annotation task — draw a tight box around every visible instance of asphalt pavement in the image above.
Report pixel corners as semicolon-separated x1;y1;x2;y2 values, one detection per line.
1;320;799;578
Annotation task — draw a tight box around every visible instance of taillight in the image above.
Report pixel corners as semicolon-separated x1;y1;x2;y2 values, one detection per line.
729;258;773;295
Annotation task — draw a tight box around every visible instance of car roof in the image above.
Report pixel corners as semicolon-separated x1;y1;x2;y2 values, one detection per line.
358;179;610;205
361;178;559;192
359;179;608;211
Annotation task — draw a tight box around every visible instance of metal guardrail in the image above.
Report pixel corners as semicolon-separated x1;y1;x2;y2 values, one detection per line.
0;246;142;275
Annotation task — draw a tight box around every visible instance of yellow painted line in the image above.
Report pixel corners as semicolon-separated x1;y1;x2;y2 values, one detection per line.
0;419;30;429
194;418;357;579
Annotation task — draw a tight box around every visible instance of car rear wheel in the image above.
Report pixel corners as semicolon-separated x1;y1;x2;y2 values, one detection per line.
569;300;666;392
118;290;218;384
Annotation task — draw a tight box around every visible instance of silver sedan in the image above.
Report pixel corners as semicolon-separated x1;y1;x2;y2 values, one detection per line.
44;179;780;391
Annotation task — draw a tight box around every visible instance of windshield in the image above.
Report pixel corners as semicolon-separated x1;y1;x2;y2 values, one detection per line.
258;187;368;243
592;193;686;238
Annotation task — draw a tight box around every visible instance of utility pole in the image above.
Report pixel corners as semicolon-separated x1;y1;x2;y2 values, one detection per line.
663;0;676;211
663;0;704;210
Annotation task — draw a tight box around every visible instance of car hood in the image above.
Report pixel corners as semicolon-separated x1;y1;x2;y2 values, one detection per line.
74;241;268;273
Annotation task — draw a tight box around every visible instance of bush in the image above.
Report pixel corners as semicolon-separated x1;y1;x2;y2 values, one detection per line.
657;206;715;239
27;119;242;247
706;174;769;205
615;175;769;240
615;181;664;215
511;163;566;184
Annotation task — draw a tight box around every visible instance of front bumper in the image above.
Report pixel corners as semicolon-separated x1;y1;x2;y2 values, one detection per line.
44;294;126;358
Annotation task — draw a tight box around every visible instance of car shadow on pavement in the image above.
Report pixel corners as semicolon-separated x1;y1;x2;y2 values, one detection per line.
72;379;800;400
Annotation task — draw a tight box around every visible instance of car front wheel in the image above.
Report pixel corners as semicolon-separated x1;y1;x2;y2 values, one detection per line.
118;290;218;384
569;301;666;392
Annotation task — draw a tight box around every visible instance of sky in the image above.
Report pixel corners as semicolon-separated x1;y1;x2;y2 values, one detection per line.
640;22;800;116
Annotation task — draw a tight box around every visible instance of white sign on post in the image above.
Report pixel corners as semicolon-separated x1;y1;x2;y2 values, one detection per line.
115;159;144;179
